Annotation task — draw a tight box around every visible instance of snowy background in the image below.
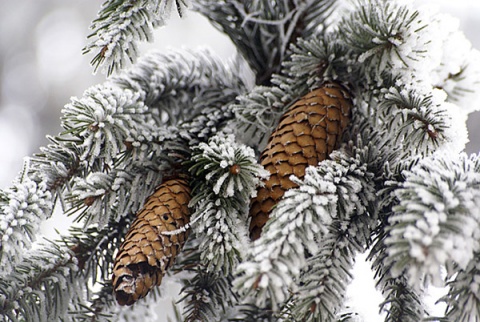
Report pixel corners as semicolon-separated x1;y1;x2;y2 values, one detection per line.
1;0;480;321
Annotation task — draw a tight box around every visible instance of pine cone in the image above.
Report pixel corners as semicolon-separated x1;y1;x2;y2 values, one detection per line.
112;177;191;306
249;82;352;240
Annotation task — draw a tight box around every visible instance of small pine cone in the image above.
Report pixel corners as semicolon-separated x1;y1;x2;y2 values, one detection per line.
249;82;352;240
112;177;191;306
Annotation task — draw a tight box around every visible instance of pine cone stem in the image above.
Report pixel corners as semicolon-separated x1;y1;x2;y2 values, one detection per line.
249;82;352;240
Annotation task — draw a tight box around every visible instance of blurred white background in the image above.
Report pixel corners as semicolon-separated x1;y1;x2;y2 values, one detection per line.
1;0;479;321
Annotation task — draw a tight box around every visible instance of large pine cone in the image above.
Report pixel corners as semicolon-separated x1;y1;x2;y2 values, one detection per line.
112;177;191;305
249;82;352;240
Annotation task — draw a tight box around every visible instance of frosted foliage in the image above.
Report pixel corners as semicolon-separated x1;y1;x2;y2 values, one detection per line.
0;178;53;276
191;134;269;199
62;85;156;166
294;236;356;322
190;134;269;274
85;0;190;74
234;167;340;309
0;244;82;322
193;199;249;274
341;1;480;114
234;151;374;313
115;48;242;104
444;259;480;322
232;86;285;147
385;6;443;87
70;172;115;229
429;14;480;112
386;153;480;287
380;86;468;156
341;1;437;81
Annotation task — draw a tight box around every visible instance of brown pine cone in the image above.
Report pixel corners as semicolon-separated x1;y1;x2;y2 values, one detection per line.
249;82;352;240
112;177;191;306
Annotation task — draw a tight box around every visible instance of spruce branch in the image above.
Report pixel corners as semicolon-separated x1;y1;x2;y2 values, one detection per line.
30;137;84;194
385;153;480;287
235;166;339;310
192;0;335;85
287;149;378;322
441;254;480;322
0;243;84;322
339;0;426;76
274;34;351;97
369;230;428;322
0;48;244;265
61;84;156;168
180;269;236;322
173;234;239;322
112;49;245;127
290;228;358;322
232;86;286;149
190;134;269;200
379;87;451;156
190;197;247;275
0;178;54;277
84;0;190;75
63;215;133;289
189;133;268;274
235;147;376;313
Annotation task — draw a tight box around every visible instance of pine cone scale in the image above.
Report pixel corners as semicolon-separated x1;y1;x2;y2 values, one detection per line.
249;82;352;240
112;177;191;306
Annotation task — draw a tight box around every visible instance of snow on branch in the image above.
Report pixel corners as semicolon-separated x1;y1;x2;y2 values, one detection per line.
0;177;54;276
291;227;358;322
379;87;453;155
0;47;243;285
339;0;431;78
386;153;480;287
190;134;269;200
189;134;268;274
442;254;480;322
112;49;245;125
275;35;351;97
180;270;235;321
0;243;84;321
62;84;155;167
234;149;376;314
369;233;428;322
232;86;285;148
84;0;190;75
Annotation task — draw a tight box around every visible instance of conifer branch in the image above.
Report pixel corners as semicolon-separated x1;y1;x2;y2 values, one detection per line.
0;178;54;276
192;0;335;85
84;0;190;75
0;243;84;322
274;35;351;97
442;254;480;322
291;227;358;322
369;231;428;322
4;0;480;321
180;269;236;322
380;87;450;155
235;147;377;315
385;153;480;286
232;86;286;149
339;0;426;76
189;134;268;274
